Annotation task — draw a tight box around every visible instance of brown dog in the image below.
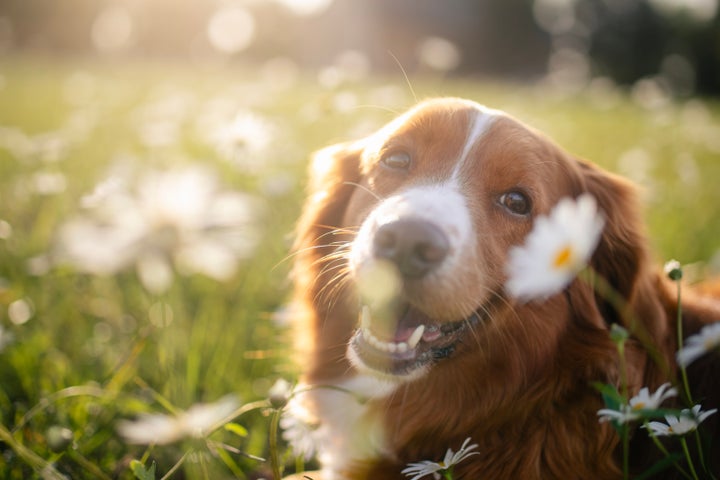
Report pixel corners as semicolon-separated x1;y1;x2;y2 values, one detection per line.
285;98;720;479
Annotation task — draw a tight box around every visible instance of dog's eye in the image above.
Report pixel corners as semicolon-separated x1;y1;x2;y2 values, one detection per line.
381;151;411;170
499;191;532;216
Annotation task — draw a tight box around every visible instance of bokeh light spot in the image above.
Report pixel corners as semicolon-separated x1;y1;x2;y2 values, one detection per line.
91;6;135;54
207;6;255;54
8;298;33;325
417;36;461;72
648;0;718;23
276;0;334;17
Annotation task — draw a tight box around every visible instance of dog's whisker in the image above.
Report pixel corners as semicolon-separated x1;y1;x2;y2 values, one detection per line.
343;181;384;202
274;241;353;271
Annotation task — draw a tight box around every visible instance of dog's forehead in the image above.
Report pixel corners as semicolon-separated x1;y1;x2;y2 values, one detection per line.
364;99;507;173
380;98;502;138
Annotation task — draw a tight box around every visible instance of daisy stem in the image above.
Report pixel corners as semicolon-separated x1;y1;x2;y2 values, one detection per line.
160;450;190;480
199;449;210;480
673;281;710;476
694;429;713;479
269;407;283;480
614;331;630;480
442;469;455;480
616;336;628;406
622;424;629;480
674;280;694;406
680;437;700;480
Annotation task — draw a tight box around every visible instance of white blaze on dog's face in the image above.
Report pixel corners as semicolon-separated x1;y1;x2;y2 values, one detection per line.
341;98;583;381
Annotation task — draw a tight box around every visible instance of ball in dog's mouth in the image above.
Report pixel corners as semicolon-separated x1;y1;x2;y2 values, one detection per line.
348;303;475;378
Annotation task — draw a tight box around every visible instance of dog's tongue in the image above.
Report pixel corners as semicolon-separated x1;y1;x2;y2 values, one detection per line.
393;307;442;343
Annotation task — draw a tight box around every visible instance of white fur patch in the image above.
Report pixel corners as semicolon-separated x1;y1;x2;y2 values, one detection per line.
283;376;396;479
350;184;473;279
452;103;502;181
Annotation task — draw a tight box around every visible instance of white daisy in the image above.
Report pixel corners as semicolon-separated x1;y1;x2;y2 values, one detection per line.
598;383;677;424
628;383;678;411
402;437;479;480
56;164;261;292
280;394;319;461
201;110;276;172
644;405;717;436
505;194;605;301
676;322;720;368
117;395;239;445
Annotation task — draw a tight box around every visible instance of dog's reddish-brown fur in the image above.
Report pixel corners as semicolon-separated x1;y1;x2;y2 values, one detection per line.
289;98;720;479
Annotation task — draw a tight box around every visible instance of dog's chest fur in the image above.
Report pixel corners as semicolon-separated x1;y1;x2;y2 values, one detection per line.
287;376;396;479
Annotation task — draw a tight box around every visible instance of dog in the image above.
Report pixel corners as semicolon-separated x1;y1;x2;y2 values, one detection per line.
285;98;720;479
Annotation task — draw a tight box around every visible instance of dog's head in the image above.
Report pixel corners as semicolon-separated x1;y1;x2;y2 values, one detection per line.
294;98;648;383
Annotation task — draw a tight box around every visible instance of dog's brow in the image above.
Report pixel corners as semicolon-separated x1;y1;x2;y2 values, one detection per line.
452;106;500;181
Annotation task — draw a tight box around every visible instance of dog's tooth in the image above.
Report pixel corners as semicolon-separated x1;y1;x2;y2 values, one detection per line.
367;330;390;352
360;309;415;354
361;305;372;329
407;325;425;349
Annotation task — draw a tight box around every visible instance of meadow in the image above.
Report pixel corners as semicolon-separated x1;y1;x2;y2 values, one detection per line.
0;56;719;479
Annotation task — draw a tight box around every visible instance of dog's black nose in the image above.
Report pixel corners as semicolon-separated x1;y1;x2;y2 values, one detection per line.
373;219;450;278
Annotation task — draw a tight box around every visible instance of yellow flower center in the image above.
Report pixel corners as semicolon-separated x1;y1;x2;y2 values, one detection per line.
632;402;645;411
553;245;574;269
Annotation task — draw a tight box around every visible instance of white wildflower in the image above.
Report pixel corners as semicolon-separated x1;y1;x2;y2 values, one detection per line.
402;437;479;480
598;383;677;424
677;322;720;368
644;405;717;436
203;110;275;171
506;194;604;301
117;396;239;445
56;165;261;292
280;393;319;461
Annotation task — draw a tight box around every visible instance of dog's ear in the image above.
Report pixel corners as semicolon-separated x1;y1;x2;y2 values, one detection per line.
293;141;362;268
291;142;363;380
578;160;650;324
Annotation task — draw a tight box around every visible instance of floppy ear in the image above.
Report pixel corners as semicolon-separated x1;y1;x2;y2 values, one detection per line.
577;160;650;325
291;142;363;379
293;141;363;285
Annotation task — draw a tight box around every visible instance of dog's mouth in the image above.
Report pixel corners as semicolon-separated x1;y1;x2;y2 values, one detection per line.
348;302;478;378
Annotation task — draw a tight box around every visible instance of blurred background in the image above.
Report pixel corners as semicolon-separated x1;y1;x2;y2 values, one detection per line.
1;1;720;479
1;0;719;95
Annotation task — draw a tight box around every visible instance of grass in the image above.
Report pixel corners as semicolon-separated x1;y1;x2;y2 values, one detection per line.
0;55;719;479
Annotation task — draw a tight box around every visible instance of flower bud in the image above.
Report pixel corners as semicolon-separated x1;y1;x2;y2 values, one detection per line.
268;379;292;409
664;259;683;281
609;324;629;345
